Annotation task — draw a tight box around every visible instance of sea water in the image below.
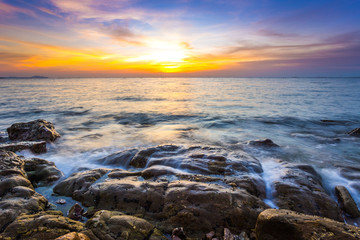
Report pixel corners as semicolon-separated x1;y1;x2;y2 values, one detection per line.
0;77;359;210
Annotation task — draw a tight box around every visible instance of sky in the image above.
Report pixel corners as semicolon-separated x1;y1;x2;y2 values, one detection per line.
0;0;360;77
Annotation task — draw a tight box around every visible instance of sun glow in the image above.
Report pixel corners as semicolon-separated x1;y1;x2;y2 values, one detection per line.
124;40;191;72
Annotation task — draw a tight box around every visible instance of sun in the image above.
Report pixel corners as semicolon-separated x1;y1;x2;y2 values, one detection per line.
125;40;190;72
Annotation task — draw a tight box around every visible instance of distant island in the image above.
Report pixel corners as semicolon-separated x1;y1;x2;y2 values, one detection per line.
0;76;48;79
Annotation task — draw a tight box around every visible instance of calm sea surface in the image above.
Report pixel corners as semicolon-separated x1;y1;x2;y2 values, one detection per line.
1;77;360;209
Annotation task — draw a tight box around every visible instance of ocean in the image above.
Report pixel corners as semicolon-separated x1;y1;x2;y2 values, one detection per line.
1;77;359;217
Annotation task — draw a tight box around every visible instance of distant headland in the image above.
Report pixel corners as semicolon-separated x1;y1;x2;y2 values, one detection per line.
0;76;48;79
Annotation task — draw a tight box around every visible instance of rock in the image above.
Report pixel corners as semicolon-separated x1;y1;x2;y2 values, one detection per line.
206;231;215;239
247;139;279;147
172;227;187;240
84;210;166;240
24;157;63;186
129;145;180;168
96;149;138;166
57;199;67;204
68;203;84;221
0;150;48;231
7;119;60;142
0;141;47;153
348;128;360;136
54;146;268;238
255;209;360;240
0;211;84;239
272;162;342;221
53;168;110;198
0;132;7;143
335;185;360;218
55;232;90;240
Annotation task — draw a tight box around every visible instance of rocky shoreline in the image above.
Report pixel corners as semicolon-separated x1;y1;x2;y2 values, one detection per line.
0;120;360;240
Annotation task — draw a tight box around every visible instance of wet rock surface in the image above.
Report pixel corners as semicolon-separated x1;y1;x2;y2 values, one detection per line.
0;210;84;240
247;139;279;147
348;128;360;136
7;119;60;142
335;185;360;218
255;209;360;240
0;140;47;153
55;145;268;237
271;161;343;221
24;157;63;186
53;168;110;198
0;150;48;231
83;210;167;240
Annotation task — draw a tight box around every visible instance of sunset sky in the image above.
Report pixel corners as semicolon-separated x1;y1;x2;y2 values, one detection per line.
1;0;360;77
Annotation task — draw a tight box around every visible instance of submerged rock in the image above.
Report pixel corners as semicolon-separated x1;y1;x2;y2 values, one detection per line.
83;210;167;240
348;128;360;136
0;150;48;231
7;119;60;142
0;211;84;240
0;141;47;154
255;209;360;240
335;185;360;218
272;162;342;221
24;157;63;186
129;145;180;168
247;139;279;147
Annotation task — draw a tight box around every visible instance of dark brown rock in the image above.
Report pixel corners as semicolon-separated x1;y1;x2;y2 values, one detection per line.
68;203;84;221
335;185;360;218
172;227;187;240
348;128;360;136
53;168;110;198
7;119;60;142
84;210;166;240
272;162;342;221
129;145;180;168
54;146;268;238
0;141;47;153
0;150;48;231
255;209;360;240
0;211;84;240
24;157;63;186
96;149;138;166
248;139;279;147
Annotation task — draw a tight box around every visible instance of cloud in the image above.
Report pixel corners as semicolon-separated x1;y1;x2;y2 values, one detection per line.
256;29;299;38
0;0;37;18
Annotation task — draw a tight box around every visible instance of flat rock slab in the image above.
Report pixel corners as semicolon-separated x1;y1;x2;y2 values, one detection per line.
0;141;47;154
255;209;360;240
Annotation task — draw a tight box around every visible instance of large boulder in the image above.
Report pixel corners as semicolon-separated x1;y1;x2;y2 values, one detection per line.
271;162;342;221
0;150;48;231
335;185;360;218
24;157;63;187
0;211;84;240
83;210;167;240
55;175;267;237
53;168;110;198
0;141;47;154
7;119;60;142
255;209;360;240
